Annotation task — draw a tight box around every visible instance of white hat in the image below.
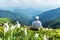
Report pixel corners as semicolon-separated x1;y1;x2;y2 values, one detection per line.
35;16;39;19
16;21;19;23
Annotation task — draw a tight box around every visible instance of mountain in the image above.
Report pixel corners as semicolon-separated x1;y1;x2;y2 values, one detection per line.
11;8;43;16
1;7;60;27
9;8;43;25
0;10;18;20
0;10;31;25
44;18;60;28
38;8;60;28
0;8;43;26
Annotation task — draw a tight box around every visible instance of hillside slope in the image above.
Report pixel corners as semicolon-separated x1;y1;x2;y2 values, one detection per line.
38;8;60;28
0;10;31;25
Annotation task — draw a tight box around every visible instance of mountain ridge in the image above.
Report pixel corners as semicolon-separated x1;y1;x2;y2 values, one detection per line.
38;7;60;28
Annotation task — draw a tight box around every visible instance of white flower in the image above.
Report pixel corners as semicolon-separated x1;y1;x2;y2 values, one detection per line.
4;27;9;32
4;23;9;32
16;21;21;28
10;25;15;30
44;35;48;40
46;28;48;30
24;28;27;36
35;33;39;38
3;23;9;28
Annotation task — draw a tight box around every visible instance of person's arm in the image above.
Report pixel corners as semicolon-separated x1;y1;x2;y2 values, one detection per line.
40;22;43;28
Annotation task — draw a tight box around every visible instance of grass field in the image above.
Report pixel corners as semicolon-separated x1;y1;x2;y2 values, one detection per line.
0;26;60;40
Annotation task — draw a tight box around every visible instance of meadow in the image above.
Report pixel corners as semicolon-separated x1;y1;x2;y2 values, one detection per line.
0;26;60;40
0;18;60;40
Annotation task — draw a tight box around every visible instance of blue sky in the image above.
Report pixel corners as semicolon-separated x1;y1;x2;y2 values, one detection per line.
0;0;60;10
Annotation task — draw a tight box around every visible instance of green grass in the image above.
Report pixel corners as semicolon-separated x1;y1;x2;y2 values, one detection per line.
0;18;60;40
3;26;60;40
0;18;11;24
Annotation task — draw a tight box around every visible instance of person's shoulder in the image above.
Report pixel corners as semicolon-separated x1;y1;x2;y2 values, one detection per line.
37;21;42;23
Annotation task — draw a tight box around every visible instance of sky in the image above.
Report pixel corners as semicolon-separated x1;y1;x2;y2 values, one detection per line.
0;0;60;10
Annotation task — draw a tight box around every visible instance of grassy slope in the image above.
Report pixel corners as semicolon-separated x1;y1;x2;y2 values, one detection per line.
4;26;60;40
0;18;60;40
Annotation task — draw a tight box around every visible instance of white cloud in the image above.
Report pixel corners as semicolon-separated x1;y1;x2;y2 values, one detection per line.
14;0;19;3
0;0;60;9
15;0;60;7
0;0;5;3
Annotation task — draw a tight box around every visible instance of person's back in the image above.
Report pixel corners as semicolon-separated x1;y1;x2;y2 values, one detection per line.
31;16;43;30
32;20;42;28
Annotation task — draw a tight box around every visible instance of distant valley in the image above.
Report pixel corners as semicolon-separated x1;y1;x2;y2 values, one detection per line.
0;8;60;28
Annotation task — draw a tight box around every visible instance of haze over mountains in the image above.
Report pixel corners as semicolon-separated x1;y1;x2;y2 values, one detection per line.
0;8;44;25
0;10;32;25
38;8;60;28
0;7;60;28
39;8;60;23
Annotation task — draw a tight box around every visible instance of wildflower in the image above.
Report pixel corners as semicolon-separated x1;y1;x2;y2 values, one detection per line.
3;22;9;32
46;28;48;30
44;35;48;40
24;28;27;36
16;21;21;28
35;33;39;38
3;23;9;28
4;27;9;32
10;25;15;30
